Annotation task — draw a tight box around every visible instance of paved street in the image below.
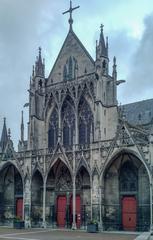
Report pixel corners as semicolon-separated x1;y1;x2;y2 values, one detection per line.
0;229;138;240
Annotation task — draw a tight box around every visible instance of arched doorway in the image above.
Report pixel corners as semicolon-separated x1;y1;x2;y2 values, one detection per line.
103;151;150;231
76;166;91;228
0;164;23;226
46;159;72;228
31;170;43;227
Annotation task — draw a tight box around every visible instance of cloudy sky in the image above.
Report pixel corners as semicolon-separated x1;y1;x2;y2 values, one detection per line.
0;0;153;149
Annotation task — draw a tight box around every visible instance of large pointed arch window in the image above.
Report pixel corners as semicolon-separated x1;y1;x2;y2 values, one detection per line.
79;97;94;144
119;161;138;192
48;107;59;148
62;96;75;147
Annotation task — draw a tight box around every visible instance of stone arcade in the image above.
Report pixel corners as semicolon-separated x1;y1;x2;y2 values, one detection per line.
0;2;152;231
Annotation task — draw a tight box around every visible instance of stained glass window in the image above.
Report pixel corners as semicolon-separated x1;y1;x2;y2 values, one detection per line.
48;108;59;148
62;97;75;146
79;98;94;144
119;161;138;192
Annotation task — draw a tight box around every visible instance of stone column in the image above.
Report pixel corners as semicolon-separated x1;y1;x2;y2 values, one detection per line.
99;185;103;230
150;179;153;232
72;175;76;229
42;179;46;228
24;176;31;228
90;178;93;220
75;112;78;145
72;145;76;229
100;182;104;231
58;107;62;142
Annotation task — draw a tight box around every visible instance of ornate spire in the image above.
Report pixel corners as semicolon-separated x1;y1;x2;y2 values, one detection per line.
112;56;117;80
0;117;8;152
63;0;80;31
100;24;105;44
98;24;108;57
21;111;24;142
35;47;45;77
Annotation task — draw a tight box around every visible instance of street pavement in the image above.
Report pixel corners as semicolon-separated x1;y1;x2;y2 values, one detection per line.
0;229;138;240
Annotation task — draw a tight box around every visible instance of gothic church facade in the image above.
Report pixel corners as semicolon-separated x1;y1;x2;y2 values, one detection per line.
0;3;152;231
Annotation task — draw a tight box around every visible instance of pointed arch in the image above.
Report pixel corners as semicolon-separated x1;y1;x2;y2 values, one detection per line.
48;105;59;148
101;148;151;183
32;166;44;181
102;149;151;231
61;95;76;147
76;157;91;177
0;162;23;193
47;158;72;192
31;169;43;226
48;156;73;178
0;162;24;224
78;96;94;144
0;161;23;179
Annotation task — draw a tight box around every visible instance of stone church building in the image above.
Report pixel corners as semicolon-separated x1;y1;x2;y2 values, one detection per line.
0;2;152;232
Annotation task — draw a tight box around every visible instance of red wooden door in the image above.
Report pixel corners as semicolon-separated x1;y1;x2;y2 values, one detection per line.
16;198;23;219
122;197;137;231
70;195;81;228
57;196;67;227
76;195;81;228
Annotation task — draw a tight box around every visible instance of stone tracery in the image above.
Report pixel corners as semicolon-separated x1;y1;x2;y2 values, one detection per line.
62;96;75;147
48;107;59;148
78;97;94;144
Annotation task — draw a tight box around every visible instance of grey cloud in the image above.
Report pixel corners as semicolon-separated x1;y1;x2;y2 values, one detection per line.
0;0;66;148
122;13;153;103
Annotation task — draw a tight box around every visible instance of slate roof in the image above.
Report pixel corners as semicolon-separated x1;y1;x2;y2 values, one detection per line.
123;98;153;126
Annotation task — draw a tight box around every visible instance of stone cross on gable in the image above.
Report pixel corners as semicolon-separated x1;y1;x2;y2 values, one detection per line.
63;0;80;30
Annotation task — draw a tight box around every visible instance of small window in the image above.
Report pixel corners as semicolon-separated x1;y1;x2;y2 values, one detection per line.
138;113;141;121
102;60;106;68
104;128;106;135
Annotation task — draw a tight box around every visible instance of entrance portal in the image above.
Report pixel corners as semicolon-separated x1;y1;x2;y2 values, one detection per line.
57;196;67;227
104;152;150;231
122;197;136;231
